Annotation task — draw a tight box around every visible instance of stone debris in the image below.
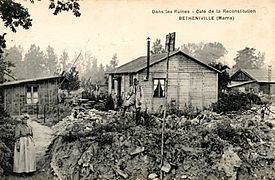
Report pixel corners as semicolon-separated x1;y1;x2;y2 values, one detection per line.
161;161;171;173
130;146;145;156
148;173;158;179
112;166;129;179
47;107;275;180
217;146;242;180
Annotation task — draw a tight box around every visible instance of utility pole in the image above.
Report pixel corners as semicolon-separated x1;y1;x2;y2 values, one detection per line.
160;32;175;180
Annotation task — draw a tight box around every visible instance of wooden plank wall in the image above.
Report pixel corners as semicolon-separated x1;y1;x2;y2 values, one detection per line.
137;54;218;112
108;53;219;112
3;79;59;116
259;83;271;94
271;84;275;94
231;82;259;93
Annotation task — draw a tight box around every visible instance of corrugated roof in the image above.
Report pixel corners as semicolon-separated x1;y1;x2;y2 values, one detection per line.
108;50;220;74
0;75;63;87
240;68;275;83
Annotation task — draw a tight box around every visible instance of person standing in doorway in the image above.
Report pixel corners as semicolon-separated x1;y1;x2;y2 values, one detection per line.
122;78;143;124
13;113;36;176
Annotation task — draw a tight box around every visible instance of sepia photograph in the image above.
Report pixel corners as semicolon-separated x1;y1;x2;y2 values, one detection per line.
0;0;275;179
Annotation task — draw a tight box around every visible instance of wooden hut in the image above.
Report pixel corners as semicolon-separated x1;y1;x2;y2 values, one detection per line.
107;50;220;112
228;68;275;94
0;75;63;115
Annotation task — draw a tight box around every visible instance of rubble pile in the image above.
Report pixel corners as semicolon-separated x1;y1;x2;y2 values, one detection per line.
48;108;275;180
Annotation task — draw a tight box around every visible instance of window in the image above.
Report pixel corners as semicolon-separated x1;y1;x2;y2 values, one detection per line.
153;79;165;97
26;86;39;104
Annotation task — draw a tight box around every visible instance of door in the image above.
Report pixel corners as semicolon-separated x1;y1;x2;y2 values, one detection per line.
116;77;122;107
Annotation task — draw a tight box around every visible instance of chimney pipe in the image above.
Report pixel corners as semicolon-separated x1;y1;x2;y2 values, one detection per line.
146;37;150;80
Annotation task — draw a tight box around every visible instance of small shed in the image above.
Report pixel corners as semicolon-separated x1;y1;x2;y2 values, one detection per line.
228;68;275;94
0;75;63;115
107;50;220;112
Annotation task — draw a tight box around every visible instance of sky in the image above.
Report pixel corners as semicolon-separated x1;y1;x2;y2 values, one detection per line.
2;0;275;67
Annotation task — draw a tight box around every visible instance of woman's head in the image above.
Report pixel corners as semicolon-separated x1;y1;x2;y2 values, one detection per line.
20;113;29;124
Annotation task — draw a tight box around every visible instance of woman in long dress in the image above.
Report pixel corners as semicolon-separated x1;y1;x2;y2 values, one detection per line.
13;113;36;174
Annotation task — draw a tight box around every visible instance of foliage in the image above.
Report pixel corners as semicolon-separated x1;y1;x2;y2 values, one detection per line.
212;91;262;113
106;53;119;72
0;0;32;56
36;104;73;127
0;105;19;176
75;51;106;84
180;103;201;119
81;78;96;99
151;38;166;54
61;66;80;93
45;45;58;75
110;53;118;69
0;54;14;83
233;47;265;70
98;63;106;84
3;45;23;79
181;42;228;64
49;0;81;17
162;101;201;119
0;0;81;83
23;44;48;78
209;62;230;92
0;0;32;33
3;44;59;80
105;94;115;110
0;0;81;50
0;33;7;55
58;50;70;73
81;78;94;94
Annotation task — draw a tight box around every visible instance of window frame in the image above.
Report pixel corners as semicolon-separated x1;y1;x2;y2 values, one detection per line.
153;78;166;98
25;85;39;104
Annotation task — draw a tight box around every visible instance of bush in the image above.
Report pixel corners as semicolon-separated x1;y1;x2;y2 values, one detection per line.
166;102;201;119
0;105;19;176
212;91;262;113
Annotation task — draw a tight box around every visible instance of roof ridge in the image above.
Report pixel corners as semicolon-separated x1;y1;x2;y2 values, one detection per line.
108;49;220;74
0;75;62;87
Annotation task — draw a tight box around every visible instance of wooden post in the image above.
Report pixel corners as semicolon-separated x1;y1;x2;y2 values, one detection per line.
160;38;170;180
36;103;39;118
57;104;60;121
160;32;175;180
44;104;46;123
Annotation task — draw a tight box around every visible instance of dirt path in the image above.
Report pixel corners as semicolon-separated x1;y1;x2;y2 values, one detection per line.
3;118;54;180
29;119;53;159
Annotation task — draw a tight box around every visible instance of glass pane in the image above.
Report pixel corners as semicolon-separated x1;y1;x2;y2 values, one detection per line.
27;98;32;104
153;80;158;97
160;79;165;85
159;81;164;97
33;98;39;104
27;92;31;98
153;79;166;97
33;86;38;92
154;85;158;91
33;92;38;98
26;87;31;92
